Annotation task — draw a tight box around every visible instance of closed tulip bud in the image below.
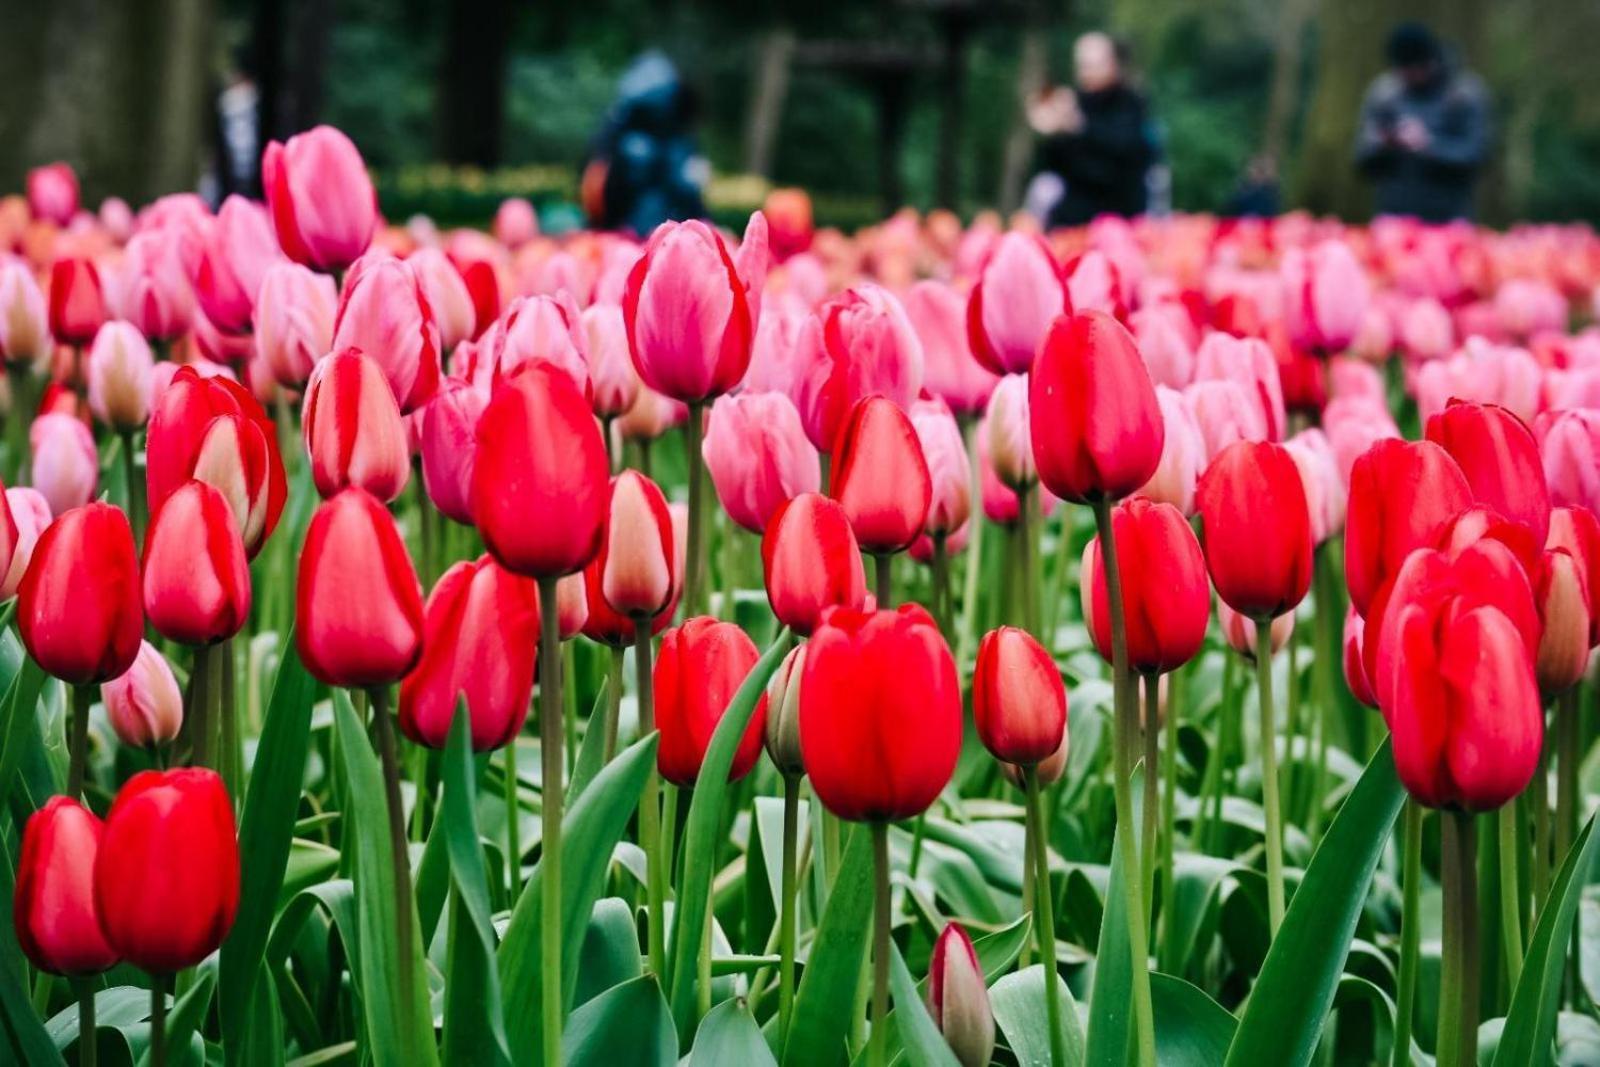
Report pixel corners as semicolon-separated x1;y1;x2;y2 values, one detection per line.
1218;600;1295;661
493;197;538;248
984;374;1036;491
193;196;280;335
600;471;676;619
905;280;997;417
18;504;140;684
581;303;640;419
617;384;688;442
399;555;541;750
801;604;961;821
48;256;106;347
1082;497;1210;674
703;391;821;535
302;348;410;502
1184;379;1267;465
94;768;239;972
1137;385;1204;515
121;228;196;342
420;377;487;525
263;125;376;272
26;163;79;226
1130;303;1197;389
1283;428;1347;543
102;641;183;749
555;571;589;639
86;321;154;430
623;220;756;403
408;247;475;351
1547;506;1600;648
1425;400;1551;547
801;285;926;453
927;923;996;1067
1288;239;1370;353
910;398;971;538
0;487;49;600
473;363;609;578
999;731;1068;790
762;492;868;636
831;396;932;555
143;481;251;645
656;616;767;787
0;257;49;364
29;413;97;518
253;260;337;388
1343;608;1376;708
1536;409;1600;518
1192;332;1286;442
296;489;424;687
764;645;805;776
1197;441;1313;619
14;797;118;976
967;231;1069;375
1536;549;1591;695
482;292;592;398
1345;439;1474;618
1031;311;1164;504
331;252;441;413
973;626;1067;765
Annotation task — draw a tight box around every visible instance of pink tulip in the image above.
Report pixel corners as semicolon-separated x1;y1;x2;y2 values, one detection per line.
263;125;377;272
1286;239;1370;353
1065;249;1124;317
1494;279;1567;340
476;292;591;397
302;348;410;502
1350;304;1395;363
101;641;183;749
29;414;97;517
1414;338;1543;425
983;374;1034;491
1184;379;1266;464
0;258;49;364
0;488;53;599
252;261;337;389
193;196;281;335
1324;396;1401;481
493;198;538;249
904;280;997;416
1398;297;1454;361
910;398;971;537
1284;427;1347;542
1536;409;1600;517
966;231;1067;375
408;248;476;351
1137;385;1204;515
1327;357;1387;406
617;385;688;442
99;197;134;243
702;391;820;534
86;321;154;431
331;252;441;413
581;303;640;418
794;285;924;451
120;229;195;342
1192;332;1286;441
420;377;488;525
1130;303;1197;388
27;163;79;226
741;296;810;399
1218;600;1295;660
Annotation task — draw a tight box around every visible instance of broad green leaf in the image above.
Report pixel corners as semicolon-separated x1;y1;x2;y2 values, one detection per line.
332;690;438;1066
1150;972;1236;1067
992;964;1087;1067
665;628;794;1040
0;655;47;811
220;641;317;1057
498;731;659;1065
783;824;874;1067
567;677;611;803
561;974;677;1066
887;941;961;1067
1085;767;1141;1067
1492;812;1600;1066
691;998;778;1067
1223;738;1404;1067
575;897;643;1008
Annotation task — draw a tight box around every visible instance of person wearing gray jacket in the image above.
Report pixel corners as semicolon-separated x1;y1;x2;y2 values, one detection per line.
1354;22;1491;222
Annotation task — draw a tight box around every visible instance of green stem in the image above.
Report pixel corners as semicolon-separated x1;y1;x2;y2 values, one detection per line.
605;644;625;763
563;642;578;775
220;638;239;798
1254;618;1286;934
869;822;891;1067
149;974;166;1067
1532;728;1550;914
1498;803;1524;987
1027;768;1067;1067
119;429;143;547
1019;795;1035;971
683;403;706;616
1159;663;1180;971
367;685;420;1058
1556;689;1578;870
1141;673;1159;936
874;553;892;609
1203;652;1240;854
1437;810;1479;1067
74;978;96;1067
1017;483;1036;634
1394;800;1422;1067
778;774;801;1052
68;683;92;800
1283;628;1301;820
930;535;950;639
956;419;984;667
1091;498;1156;1067
635;617;666;981
536;576;565;1067
187;645;210;769
506;729;522;900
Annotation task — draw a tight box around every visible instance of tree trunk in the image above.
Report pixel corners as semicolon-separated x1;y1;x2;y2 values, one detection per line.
935;15;972;210
999;23;1049;215
744;29;796;179
436;0;513;167
1260;0;1314;164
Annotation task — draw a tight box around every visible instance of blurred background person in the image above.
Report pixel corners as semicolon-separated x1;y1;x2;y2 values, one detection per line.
1226;154;1283;217
1354;21;1491;222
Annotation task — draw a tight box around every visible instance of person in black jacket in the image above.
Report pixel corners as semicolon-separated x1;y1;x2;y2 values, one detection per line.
1030;33;1155;227
583;51;709;236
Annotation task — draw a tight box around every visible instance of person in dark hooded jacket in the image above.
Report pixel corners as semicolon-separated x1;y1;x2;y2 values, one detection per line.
583;51;709;235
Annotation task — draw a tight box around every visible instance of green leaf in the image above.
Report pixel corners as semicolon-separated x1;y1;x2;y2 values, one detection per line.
575;897;643;1009
887;940;961;1067
992;964;1087;1067
783;824;874;1067
441;702;511;1066
138;969;217;1067
691;998;779;1067
1084;766;1141;1067
1492;812;1600;1066
561;974;677;1066
498;731;659;1065
1150;972;1236;1067
1224;738;1404;1067
567;677;611;803
331;690;438;1066
665;628;795;1040
0;655;47;812
220;640;317;1056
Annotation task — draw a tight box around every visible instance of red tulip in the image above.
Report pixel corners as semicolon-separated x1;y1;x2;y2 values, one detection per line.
253;260;337;388
1344;439;1473;618
1030;310;1164;504
26;162;79;225
1547;506;1600;647
331;252;441;414
1081;497;1209;674
18;503;142;684
830;396;931;555
296;489;424;688
800;604;961;821
759;495;870;639
1196;441;1313;619
193;195;281;335
47;256;106;347
600;471;676;620
143;481;251;646
967;231;1068;376
702;391;821;535
926;922;996;1067
14;797;118;976
473;363;609;579
972;626;1067;765
302;347;411;502
262;125;376;272
655;616;767;787
1425;400;1552;547
399;555;541;750
94;768;239;973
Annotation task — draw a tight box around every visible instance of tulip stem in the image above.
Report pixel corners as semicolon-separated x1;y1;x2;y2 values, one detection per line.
118;429;143;546
1017;484;1037;635
874;553;892;608
188;646;211;770
1498;802;1524;986
563;642;578;774
1141;673;1159;936
1438;809;1480;1067
1026;767;1067;1067
778;773;801;1053
73;978;95;1067
1555;689;1578;871
956;418;984;667
1159;664;1180;971
1090;498;1156;1067
930;534;950;639
506;733;522;900
1202;652;1239;854
1394;799;1422;1067
537;576;565;1067
67;683;92;800
367;685;420;1060
1253;617;1286;935
6;363;30;485
634;617;667;982
683;402;706;616
1532;730;1551;911
148;975;165;1067
605;645;625;762
220;638;239;798
869;822;891;1067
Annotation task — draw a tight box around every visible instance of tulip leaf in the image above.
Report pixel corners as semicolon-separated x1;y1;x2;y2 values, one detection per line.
0;653;47;813
666;627;795;1040
782;823;874;1067
691;998;779;1067
992;964;1086;1067
575;897;644;1009
1223;738;1404;1067
331;689;439;1067
1491;811;1600;1066
497;730;660;1065
1084;766;1141;1067
1150;972;1237;1067
219;639;317;1057
887;940;963;1067
567;676;611;804
440;702;512;1066
561;974;678;1066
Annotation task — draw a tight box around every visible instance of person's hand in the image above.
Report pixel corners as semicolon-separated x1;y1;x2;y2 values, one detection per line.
1027;87;1080;135
1395;116;1430;151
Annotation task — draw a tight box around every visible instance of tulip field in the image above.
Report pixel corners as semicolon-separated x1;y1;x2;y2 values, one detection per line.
4;129;1600;1067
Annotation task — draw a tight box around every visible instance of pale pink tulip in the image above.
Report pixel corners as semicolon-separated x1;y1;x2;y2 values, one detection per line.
581;303;639;418
331;251;441;412
909;397;971;537
966;231;1066;375
702;391;820;534
101;641;183;748
86;321;153;431
253;261;337;389
1137;385;1204;516
29;414;97;517
408;247;476;352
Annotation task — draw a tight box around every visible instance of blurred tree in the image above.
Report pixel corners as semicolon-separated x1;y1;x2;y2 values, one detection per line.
436;0;513;165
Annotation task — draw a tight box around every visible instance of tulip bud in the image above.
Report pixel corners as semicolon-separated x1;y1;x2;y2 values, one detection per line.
19;503;142;684
1031;311;1164;504
600;470;676;619
331;252;441;413
703;391;821;535
1547;506;1600;648
1218;601;1295;661
967;231;1068;375
910;398;971;538
1535;549;1591;695
1283;427;1347;543
1192;332;1286;442
302;348;411;502
102;640;184;749
94;768;239;972
999;731;1069;790
193;196;281;335
1343;608;1376;708
656;616;768;787
617;384;688;442
1536;409;1600;518
1197;441;1313;620
555;571;589;639
409;247;475;351
1345;439;1473;618
47;256;107;348
493;198;538;249
29;413;97;519
1137;385;1204;515
143;481;252;645
0;257;49;364
1426;400;1552;547
253;260;337;389
831;396;932;555
482;292;592;398
14;797;118;976
799;285;925;452
801;604;961;821
1287;239;1370;353
764;645;805;777
973;626;1067;766
926;923;996;1067
86;321;154;431
1081;497;1210;675
420;377;487;525
121;228;196;342
581;303;640;419
399;555;541;750
905;280;997;417
263;125;376;272
762;492;868;636
984;374;1036;491
296;488;425;687
26;163;79;226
